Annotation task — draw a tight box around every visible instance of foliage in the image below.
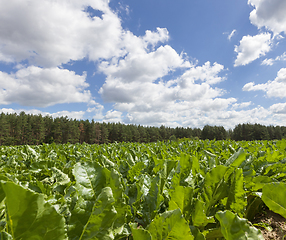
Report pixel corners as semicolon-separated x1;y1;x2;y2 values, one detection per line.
0;139;286;239
2;112;286;146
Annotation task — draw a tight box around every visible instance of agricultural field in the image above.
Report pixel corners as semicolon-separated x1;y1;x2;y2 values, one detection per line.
0;139;285;239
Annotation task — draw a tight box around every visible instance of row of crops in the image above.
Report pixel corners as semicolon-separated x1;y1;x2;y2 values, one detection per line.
0;139;285;239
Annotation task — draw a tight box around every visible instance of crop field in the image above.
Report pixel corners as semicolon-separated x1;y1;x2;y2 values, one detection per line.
0;139;285;239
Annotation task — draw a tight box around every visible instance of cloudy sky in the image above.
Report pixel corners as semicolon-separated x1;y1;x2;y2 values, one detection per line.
1;0;286;129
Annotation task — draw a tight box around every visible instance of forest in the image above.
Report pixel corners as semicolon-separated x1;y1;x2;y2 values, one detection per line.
0;111;285;145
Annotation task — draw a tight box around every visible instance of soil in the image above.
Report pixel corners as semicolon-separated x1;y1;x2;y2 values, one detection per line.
252;209;286;240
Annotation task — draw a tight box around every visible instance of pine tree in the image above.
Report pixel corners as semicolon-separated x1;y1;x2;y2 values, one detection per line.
0;113;9;145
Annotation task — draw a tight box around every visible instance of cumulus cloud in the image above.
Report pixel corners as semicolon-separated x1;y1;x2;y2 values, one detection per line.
0;108;86;119
234;33;272;66
270;103;286;114
243;68;286;98
2;0;284;128
261;52;286;66
104;110;123;123
231;101;252;109
248;0;286;35
0;66;91;107
99;29;189;86
0;0;123;67
87;103;104;120
98;41;239;128
261;58;275;66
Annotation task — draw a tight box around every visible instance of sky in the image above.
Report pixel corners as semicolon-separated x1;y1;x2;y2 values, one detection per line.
1;0;286;129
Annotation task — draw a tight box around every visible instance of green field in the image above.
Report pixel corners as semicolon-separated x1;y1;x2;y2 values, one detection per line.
0;139;285;239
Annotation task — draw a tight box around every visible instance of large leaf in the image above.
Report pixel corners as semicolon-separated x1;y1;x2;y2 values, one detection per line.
130;223;152;240
157;160;177;194
215;210;264;240
69;162;129;239
171;154;195;189
262;182;286;218
72;161;110;200
141;174;164;226
192;199;215;227
245;193;264;221
77;187;117;240
199;165;229;216
169;185;193;221
225;168;246;216
225;148;246;168
189;226;206;240
1;181;66;240
147;209;194;240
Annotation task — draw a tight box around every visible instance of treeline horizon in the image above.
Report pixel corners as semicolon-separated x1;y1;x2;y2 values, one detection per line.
0;111;286;146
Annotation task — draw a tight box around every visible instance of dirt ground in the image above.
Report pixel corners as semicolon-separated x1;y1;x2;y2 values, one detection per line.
252;209;286;240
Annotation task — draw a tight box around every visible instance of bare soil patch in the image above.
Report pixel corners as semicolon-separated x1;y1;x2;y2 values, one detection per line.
252;209;286;240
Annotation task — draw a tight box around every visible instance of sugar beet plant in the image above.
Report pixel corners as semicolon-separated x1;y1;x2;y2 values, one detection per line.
0;139;286;239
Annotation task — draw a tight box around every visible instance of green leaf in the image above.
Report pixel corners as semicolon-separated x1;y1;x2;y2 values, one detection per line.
70;161;130;239
147;209;194;240
72;161;110;200
169;186;193;220
225;148;246;168
262;182;286;218
192;199;215;227
51;167;70;186
68;161;131;239
251;176;274;191
1;181;66;240
0;232;12;240
172;154;194;188
142;174;164;226
225;168;246;216
199;165;229;216
130;223;152;240
78;187;117;240
245;193;264;221
128;162;145;182
215;210;264;240
204;228;223;239
158;160;177;194
189;226;206;240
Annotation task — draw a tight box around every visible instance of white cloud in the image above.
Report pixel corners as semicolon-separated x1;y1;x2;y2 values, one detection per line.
2;0;285;129
143;28;170;49
234;33;272;66
99;28;189;86
87;103;104;120
248;0;286;35
50;110;86;119
179;61;225;85
0;66;91;107
0;108;85;119
99;43;240;128
0;0;123;67
243;68;286;98
231;101;252;109
104;110;123;123
228;29;237;41
261;52;286;66
261;58;274;66
270;102;286;114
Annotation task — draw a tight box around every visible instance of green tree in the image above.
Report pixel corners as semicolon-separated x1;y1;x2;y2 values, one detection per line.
52;117;62;144
32;114;45;144
100;123;109;144
138;125;148;143
0;113;9;145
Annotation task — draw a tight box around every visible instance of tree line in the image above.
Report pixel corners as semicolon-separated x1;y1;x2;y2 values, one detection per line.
0;112;285;145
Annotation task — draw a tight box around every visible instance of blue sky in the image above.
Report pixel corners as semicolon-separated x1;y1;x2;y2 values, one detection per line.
1;0;286;129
